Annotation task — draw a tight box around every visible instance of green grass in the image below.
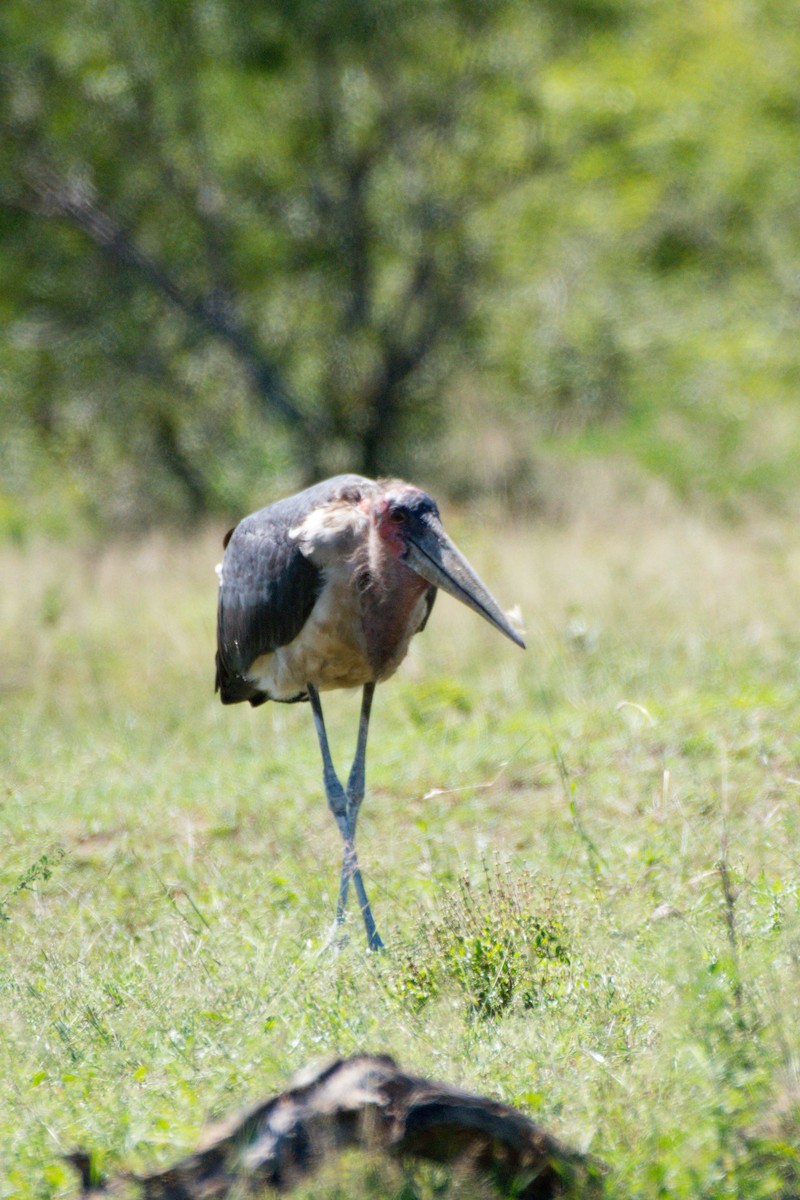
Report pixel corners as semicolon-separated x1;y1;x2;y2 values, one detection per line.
2;499;800;1198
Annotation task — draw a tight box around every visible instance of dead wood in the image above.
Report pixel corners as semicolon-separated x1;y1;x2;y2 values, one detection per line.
67;1054;601;1199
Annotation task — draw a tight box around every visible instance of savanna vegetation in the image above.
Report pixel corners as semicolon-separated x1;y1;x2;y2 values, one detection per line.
3;0;800;1197
3;498;800;1198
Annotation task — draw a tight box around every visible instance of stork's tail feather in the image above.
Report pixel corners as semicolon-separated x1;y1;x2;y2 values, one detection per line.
215;654;308;706
215;653;269;707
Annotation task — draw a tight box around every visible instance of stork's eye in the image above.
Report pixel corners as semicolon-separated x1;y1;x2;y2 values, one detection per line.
389;508;406;525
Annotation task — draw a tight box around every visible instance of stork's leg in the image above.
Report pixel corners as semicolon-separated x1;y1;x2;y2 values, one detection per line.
338;682;376;921
307;684;383;950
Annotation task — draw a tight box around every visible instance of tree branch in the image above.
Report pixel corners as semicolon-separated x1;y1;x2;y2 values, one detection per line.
16;162;312;437
66;1054;599;1199
359;252;470;474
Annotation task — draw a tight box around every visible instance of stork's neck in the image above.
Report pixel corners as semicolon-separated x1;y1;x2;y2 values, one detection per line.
360;523;429;676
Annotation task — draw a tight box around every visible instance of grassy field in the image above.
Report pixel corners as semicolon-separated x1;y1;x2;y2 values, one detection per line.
3;489;800;1198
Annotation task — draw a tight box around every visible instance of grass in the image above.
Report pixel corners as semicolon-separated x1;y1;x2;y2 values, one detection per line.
2;491;800;1198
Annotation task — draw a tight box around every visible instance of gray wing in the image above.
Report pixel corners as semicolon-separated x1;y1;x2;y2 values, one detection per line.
215;475;372;706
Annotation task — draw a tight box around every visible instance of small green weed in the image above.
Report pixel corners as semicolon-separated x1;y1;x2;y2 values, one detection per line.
392;866;571;1019
0;848;66;923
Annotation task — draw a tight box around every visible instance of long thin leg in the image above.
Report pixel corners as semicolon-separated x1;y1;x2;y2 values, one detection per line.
307;684;383;950
338;683;375;918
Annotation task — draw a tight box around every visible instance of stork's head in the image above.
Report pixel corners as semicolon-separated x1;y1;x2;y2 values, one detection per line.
373;482;525;649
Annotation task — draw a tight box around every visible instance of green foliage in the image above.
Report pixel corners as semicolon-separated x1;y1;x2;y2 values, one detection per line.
0;0;548;529
0;848;65;923
484;0;800;510
393;868;571;1019
3;0;800;531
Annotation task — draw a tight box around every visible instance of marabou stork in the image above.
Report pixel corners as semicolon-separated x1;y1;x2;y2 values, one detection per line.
215;475;525;949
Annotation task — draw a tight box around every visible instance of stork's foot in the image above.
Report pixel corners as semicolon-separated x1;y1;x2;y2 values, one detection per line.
340;916;384;953
366;927;385;953
338;846;385;950
354;875;385;951
319;920;350;956
320;912;383;954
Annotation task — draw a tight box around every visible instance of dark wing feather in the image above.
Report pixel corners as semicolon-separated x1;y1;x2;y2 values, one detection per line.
215;522;321;706
215;475;372;706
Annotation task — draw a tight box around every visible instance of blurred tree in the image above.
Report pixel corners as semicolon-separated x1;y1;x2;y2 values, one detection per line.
481;0;800;511
4;0;800;534
0;0;546;527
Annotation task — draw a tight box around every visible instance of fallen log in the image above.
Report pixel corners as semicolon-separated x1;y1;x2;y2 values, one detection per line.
67;1054;601;1199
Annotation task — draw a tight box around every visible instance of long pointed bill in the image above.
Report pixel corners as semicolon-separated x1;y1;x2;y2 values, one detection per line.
403;516;526;649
